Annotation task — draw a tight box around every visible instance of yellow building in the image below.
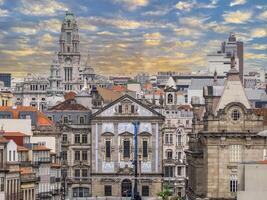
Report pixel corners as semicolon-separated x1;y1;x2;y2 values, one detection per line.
0;91;13;106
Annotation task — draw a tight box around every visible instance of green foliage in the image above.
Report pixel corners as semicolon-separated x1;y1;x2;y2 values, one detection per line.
156;186;173;200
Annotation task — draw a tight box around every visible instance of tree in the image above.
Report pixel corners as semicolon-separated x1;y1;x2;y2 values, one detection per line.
156;186;173;200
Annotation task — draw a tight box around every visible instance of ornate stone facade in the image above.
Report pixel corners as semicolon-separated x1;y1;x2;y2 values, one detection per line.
187;61;265;200
91;94;164;198
13;12;109;111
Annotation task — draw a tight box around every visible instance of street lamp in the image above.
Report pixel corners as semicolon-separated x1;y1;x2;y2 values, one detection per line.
132;121;140;200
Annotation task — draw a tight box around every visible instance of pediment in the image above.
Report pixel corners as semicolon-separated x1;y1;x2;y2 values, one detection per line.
92;94;164;118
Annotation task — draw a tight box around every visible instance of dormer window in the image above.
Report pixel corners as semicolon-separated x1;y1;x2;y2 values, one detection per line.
231;109;240;121
167;93;173;104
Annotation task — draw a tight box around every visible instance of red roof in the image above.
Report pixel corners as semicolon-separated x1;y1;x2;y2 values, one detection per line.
0;106;54;126
17;146;29;152
33;146;51;151
111;85;127;92
3;132;27;137
48;99;89;111
64;91;76;100
0;136;9;144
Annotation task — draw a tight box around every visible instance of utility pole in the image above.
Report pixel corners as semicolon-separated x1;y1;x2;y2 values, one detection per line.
132;121;140;200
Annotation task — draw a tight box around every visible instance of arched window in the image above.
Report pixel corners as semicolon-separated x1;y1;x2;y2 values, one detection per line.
166;149;173;159
177;129;182;146
13;151;15;161
121;179;132;197
167;93;173;104
9;150;11;161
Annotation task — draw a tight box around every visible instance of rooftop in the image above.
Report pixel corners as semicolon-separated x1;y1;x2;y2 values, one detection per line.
0;106;54;126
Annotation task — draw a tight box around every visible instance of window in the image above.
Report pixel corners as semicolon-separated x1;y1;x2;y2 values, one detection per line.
105;140;111;159
62;151;67;160
63;116;69;124
166;150;172;159
73;187;89;197
123;140;130;158
230;145;241;162
170;134;173;144
118;105;122;113
165;134;173;145
231;109;240;121
82;169;88;177
185;94;188;103
165;134;169;144
74;151;80;161
142;185;149;196
13;151;15;161
230;174;238;192
104;185;112;196
75;134;80;143
177;130;182;146
74;169;80;178
9;150;11;161
177;166;182;176
0;177;4;191
131;105;135;113
164;166;174;177
80;116;85;124
67;32;71;44
82;134;87;143
142;140;148;158
82;151;87;161
177;152;182;160
167;93;173;104
62;134;67;142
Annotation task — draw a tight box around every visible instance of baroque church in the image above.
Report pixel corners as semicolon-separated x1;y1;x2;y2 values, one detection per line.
13;11;109;111
186;57;265;200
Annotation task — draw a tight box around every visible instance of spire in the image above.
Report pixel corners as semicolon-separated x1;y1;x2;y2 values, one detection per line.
81;77;88;91
85;52;91;67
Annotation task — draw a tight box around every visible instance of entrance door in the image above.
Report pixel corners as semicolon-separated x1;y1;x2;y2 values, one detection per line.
121;179;132;197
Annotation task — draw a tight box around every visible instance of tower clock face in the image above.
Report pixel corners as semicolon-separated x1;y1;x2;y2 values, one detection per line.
65;58;72;65
228;106;242;122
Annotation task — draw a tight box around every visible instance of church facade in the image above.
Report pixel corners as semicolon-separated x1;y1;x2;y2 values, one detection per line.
91;94;164;197
187;59;265;200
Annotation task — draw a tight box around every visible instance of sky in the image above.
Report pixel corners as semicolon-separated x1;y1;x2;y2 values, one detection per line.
0;0;266;77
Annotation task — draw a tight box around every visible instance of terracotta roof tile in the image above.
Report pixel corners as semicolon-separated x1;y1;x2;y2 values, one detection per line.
48;99;89;111
111;85;127;92
17;146;29;152
4;132;27;137
96;87;123;103
64;91;76;100
0;106;54;126
32;146;51;151
0;136;9;143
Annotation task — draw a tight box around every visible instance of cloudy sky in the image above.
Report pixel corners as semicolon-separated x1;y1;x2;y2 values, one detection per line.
0;0;266;77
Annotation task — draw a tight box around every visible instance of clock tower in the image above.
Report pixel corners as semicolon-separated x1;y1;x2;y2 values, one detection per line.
57;11;81;91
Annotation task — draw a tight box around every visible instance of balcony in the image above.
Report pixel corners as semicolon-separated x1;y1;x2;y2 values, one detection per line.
20;161;32;167
21;174;39;183
52;189;60;195
32;157;51;166
164;159;185;165
38;191;52;198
